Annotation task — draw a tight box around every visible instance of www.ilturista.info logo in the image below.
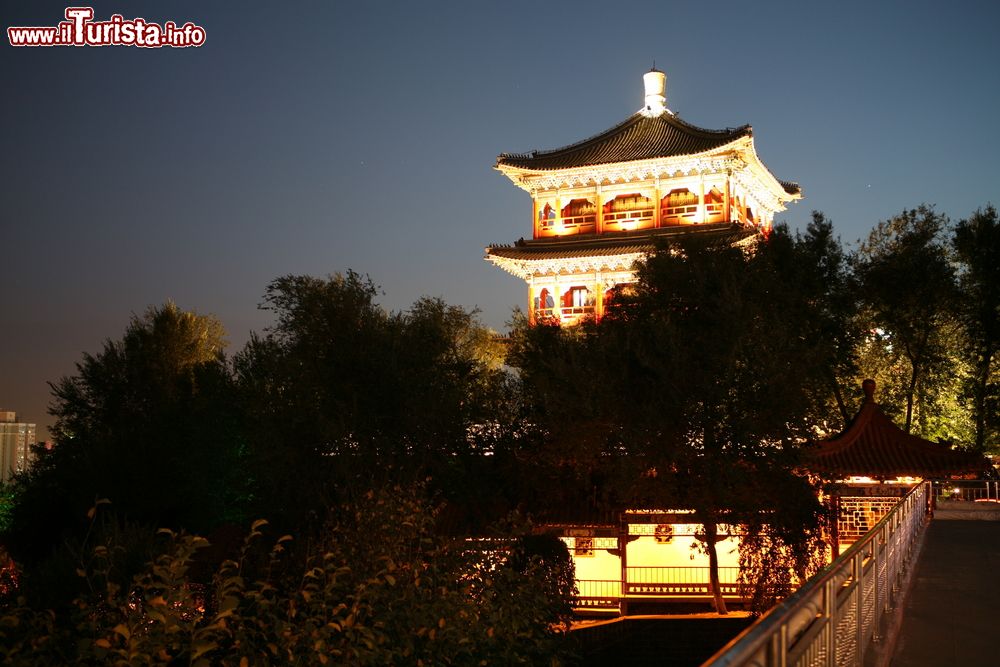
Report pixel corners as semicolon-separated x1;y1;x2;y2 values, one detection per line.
8;7;206;48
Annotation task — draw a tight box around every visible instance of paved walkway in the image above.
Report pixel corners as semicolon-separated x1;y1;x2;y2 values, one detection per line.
890;519;1000;667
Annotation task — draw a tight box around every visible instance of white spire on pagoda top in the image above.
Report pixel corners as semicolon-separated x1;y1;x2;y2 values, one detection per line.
642;68;670;117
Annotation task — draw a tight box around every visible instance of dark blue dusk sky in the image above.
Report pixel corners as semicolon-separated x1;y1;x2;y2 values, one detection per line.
3;1;999;439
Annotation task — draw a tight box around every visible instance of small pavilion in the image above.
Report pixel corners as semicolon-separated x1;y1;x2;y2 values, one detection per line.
806;379;992;552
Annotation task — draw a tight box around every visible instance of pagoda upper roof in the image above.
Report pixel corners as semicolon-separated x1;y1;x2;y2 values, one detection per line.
806;380;991;479
497;111;749;171
487;222;753;262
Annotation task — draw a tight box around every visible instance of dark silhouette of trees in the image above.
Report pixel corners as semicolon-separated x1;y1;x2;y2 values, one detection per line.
5;303;244;605
232;272;513;531
952;205;1000;451
3;288;576;659
763;215;859;428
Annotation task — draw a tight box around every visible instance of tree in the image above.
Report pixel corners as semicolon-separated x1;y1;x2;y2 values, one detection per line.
852;206;959;435
762;215;859;429
511;234;829;614
5;304;243;589
952;205;1000;452
233;273;511;531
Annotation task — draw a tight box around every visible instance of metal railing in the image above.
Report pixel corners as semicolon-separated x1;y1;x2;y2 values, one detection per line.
932;479;1000;503
702;481;930;667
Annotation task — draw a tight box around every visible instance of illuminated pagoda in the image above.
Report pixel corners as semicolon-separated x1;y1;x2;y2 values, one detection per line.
486;69;801;324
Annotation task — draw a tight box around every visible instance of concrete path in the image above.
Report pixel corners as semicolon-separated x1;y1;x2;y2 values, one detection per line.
890;519;1000;667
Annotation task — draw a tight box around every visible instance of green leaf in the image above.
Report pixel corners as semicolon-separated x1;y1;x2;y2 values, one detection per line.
191;641;218;661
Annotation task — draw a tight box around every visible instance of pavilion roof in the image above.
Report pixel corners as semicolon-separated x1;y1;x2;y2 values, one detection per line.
486;222;754;262
806;380;991;479
497;111;752;171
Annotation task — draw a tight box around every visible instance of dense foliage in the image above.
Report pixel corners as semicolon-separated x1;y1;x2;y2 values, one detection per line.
0;490;575;665
6;304;243;584
852;205;1000;448
2;279;575;662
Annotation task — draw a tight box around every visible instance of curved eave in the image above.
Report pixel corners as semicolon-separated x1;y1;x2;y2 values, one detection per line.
806;402;991;478
484;248;646;280
497;134;801;209
730;136;802;205
484;223;758;280
495;136;747;183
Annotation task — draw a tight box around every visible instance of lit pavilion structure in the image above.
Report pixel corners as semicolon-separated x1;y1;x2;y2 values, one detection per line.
486;69;801;324
807;379;992;554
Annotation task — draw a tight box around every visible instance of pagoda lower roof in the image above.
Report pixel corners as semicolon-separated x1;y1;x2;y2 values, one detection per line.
806;383;992;479
486;223;754;262
497;111;750;171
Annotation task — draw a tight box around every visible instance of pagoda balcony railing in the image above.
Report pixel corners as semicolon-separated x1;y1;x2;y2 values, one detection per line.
605;209;654;224
702;481;930;667
535;306;596;320
560;214;596;228
662;203;699;220
575;580;622;609
625;566;741;596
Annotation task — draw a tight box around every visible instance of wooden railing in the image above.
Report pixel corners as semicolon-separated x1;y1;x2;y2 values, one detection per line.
575;579;622;610
626;566;741;596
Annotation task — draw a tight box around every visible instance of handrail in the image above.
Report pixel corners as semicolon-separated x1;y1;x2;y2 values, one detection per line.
701;481;930;667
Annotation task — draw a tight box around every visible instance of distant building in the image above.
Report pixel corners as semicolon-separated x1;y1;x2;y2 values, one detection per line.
486;68;801;325
0;412;36;483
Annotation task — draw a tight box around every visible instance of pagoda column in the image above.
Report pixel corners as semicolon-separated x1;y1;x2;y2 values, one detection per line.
594;272;604;320
527;280;536;325
532;197;539;239
595;186;604;234
553;274;562;322
724;175;731;224
619;517;629;616
698;174;706;224
654;176;662;228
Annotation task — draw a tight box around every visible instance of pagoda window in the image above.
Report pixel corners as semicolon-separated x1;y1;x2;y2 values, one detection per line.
560;198;597;231
661;188;699;224
573;537;595;557
534;288;555;320
705;187;725;223
603;193;654;230
561;286;594;317
538;202;557;229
